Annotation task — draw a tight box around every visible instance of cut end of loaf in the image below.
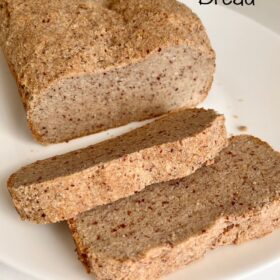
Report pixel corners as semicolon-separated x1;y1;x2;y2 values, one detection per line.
28;45;215;144
69;135;280;280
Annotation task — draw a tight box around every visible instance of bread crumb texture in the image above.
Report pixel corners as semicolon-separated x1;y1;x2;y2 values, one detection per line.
69;135;280;280
8;108;227;223
0;0;215;143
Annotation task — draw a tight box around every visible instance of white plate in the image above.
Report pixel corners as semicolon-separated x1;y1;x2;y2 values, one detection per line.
1;2;280;280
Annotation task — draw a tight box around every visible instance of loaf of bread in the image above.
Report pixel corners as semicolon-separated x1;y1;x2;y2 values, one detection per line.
69;136;280;280
7;108;226;223
0;0;215;143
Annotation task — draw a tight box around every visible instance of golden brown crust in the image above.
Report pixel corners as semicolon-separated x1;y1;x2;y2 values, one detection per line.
1;0;213;98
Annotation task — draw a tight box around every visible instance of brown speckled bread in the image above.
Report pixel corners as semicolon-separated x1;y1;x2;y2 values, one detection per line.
69;135;280;280
0;0;215;144
7;108;227;223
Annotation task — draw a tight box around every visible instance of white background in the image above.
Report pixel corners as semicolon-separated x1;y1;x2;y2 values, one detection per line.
223;0;280;34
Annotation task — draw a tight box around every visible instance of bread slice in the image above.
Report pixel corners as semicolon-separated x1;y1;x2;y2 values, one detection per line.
68;135;280;280
0;0;215;143
7;108;226;223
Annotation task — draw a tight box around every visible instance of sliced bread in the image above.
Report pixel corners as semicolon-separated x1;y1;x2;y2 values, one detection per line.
69;135;280;280
0;0;215;143
7;108;227;223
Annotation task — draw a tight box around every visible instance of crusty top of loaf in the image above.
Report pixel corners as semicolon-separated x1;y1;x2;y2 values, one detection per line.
0;0;213;102
70;135;280;261
9;108;221;188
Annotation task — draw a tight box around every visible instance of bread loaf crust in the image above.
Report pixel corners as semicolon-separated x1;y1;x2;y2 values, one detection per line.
0;0;215;143
69;136;280;280
7;109;227;223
